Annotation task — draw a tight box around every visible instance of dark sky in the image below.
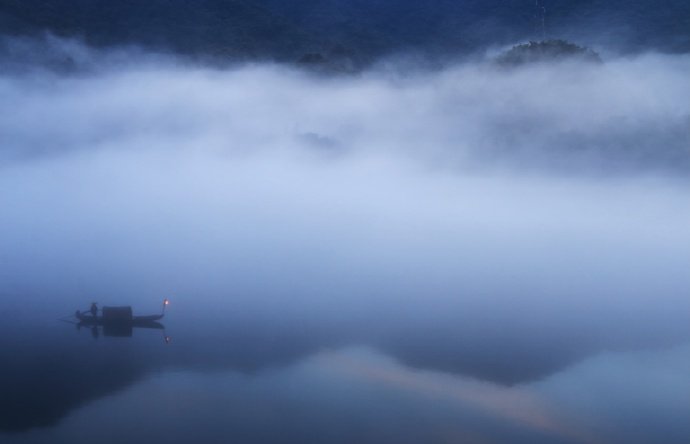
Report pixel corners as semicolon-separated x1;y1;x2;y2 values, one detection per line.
1;0;689;62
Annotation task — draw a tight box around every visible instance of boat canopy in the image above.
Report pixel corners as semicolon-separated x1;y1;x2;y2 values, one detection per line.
102;306;133;321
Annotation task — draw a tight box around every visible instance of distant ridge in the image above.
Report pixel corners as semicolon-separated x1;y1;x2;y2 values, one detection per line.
495;40;602;66
1;0;688;64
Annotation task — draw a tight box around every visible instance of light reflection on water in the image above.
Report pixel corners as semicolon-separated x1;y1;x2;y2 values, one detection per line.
1;292;690;444
2;52;690;444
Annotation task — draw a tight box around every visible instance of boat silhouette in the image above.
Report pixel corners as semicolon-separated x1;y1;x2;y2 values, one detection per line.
76;299;168;324
74;299;170;338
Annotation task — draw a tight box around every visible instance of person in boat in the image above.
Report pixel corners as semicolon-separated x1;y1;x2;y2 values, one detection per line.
90;302;98;318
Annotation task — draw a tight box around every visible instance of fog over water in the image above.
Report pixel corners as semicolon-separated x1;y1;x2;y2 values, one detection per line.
2;46;690;299
2;40;690;443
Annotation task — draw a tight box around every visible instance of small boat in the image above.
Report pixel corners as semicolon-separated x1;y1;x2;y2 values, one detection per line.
76;299;169;326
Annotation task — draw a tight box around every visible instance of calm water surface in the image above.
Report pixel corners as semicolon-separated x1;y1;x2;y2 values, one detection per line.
1;287;689;444
2;59;690;442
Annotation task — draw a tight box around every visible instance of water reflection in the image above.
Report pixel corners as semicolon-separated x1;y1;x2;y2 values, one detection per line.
3;343;690;444
1;297;690;442
75;320;166;339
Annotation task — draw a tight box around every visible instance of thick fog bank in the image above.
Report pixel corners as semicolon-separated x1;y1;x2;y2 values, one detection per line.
2;49;689;172
1;51;690;315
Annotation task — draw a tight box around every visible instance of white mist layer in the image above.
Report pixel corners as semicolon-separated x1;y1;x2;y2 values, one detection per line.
1;54;690;315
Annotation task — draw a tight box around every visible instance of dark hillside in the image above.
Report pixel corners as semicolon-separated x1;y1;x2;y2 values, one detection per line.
1;0;688;62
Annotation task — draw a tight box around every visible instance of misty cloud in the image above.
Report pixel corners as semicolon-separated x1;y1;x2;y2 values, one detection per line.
2;42;690;442
1;45;688;172
1;43;690;314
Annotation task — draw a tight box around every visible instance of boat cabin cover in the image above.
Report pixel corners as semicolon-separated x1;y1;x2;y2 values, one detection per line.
102;306;133;321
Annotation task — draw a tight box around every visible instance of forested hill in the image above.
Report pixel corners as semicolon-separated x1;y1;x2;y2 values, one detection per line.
1;0;688;63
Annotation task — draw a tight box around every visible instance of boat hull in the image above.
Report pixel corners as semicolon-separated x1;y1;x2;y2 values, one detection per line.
76;312;164;325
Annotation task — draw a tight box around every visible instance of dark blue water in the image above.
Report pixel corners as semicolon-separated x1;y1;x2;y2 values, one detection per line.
2;57;690;444
2;286;689;444
2;161;690;444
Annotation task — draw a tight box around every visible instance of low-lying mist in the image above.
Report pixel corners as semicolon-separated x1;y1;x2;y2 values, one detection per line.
1;42;690;322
